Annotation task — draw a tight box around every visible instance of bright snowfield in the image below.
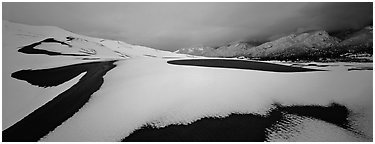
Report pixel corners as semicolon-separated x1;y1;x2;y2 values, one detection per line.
2;21;373;142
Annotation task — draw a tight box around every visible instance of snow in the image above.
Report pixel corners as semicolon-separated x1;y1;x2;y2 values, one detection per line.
266;114;369;142
2;20;187;131
3;20;373;142
41;57;372;141
3;72;86;130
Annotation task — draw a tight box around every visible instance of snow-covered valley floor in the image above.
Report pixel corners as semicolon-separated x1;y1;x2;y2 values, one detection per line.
2;21;373;142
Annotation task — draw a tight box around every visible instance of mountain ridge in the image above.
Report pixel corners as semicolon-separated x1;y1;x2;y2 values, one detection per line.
176;26;373;61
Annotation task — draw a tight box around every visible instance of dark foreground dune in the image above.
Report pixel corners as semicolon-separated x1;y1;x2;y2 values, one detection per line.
167;59;324;72
3;61;116;142
123;103;357;142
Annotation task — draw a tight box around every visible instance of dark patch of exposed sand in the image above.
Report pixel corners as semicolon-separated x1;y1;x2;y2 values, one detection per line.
11;62;107;87
348;67;373;71
167;59;324;72
123;103;356;142
3;61;116;142
18;38;89;56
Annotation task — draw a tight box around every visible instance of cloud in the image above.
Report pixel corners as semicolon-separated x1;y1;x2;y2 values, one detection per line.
244;3;373;41
3;2;372;51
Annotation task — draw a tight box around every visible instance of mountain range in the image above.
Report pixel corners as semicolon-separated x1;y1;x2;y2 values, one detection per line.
176;26;373;61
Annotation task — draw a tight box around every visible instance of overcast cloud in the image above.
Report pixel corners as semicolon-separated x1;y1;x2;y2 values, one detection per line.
3;2;372;51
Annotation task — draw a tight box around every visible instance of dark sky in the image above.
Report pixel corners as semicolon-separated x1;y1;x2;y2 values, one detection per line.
3;2;373;51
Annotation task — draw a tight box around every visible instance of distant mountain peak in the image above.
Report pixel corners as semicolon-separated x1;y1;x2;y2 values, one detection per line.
176;26;372;61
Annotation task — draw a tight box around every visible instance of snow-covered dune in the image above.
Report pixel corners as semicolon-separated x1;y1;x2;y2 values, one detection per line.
2;21;373;142
2;20;184;130
40;57;372;141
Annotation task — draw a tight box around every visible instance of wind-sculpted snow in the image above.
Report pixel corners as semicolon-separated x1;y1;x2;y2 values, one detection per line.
275;103;351;129
265;114;370;142
3;20;189;134
123;103;363;142
40;58;372;142
124;112;284;142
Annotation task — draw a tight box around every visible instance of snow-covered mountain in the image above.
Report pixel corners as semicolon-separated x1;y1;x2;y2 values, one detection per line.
176;27;373;61
175;41;262;57
248;30;342;59
175;46;216;57
2;21;373;142
338;26;373;53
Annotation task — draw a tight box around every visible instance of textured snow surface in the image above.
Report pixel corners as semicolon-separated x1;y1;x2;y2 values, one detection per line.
42;58;372;141
2;20;187;130
265;114;370;142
